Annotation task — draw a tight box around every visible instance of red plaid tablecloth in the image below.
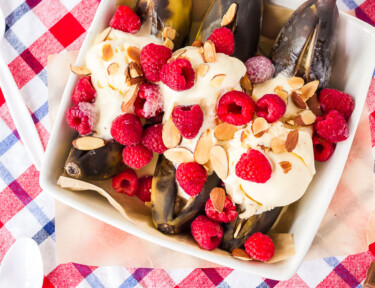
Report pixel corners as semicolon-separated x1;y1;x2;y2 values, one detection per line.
0;0;374;287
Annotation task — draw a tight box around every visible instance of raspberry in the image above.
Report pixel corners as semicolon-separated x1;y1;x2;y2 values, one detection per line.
72;76;96;104
140;43;172;82
312;135;336;162
137;175;152;202
172;105;204;139
207;27;235;55
111;114;143;145
176;162;207;197
160;58;195;91
319;88;355;120
141;124;167;154
315;110;349;143
122;144;153;169
245;56;275;84
205;197;237;223
244;232;275;261
235;149;272;183
134;83;163;119
66;102;97;135
149;112;164;124
217;91;255;126
112;168;139;196
256;94;286;123
191;215;223;250
109;6;141;34
369;242;375;257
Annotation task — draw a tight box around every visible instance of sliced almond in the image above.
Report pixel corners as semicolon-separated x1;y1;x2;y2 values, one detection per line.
240;73;252;91
221;3;237;27
127;46;141;63
210;187;226;212
163;38;174;50
107;62;120;75
287;77;305;89
164;147;194;164
94;27;112;44
241;130;248;142
194;129;214;164
192;40;203;48
210;74;226;87
279;161;292;173
196;64;209;77
291;91;307;109
306;93;323;116
162;27;176;40
293;110;316;126
270;137;286;154
274;87;288;102
232;248;251;261
285;129;299;152
121;84;140;113
203;40;216;63
173;49;187;59
162;118;181;148
210;145;228;180
102;43;113;61
300;80;319;102
214;122;238;141
252;117;269;137
72;136;105;150
129;62;143;78
70;64;91;76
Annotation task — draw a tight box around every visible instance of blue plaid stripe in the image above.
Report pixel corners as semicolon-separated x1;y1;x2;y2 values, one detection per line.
325;257;360;287
74;263;106;288
119;268;152;288
0;132;19;157
341;0;359;9
4;28;27;55
31;100;48;124
38;68;48;86
256;282;270;288
5;3;30;31
33;219;55;244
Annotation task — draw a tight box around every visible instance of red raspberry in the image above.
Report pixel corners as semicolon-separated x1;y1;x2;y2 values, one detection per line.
244;232;275;261
191;215;223;250
111;114;143;145
149;112;164;124
245;56;275;84
207;27;235;56
140;43;172;82
205;197;237;223
112;168;139;196
312;135;336;162
72;76;96;104
141;124;167;154
256;94;286;123
172;105;203;139
122;144;153;169
109;6;141;34
137;175;152;202
176;162;207;197
160;58;195;91
369;242;375;257
319;88;355;120
235;149;272;183
315;110;349;143
217;91;255;126
66;102;97;135
134;83;163;119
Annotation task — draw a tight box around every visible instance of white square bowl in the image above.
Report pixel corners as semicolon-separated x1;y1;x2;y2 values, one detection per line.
40;0;375;280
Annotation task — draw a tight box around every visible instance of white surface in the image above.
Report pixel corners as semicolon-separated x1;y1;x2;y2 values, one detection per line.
40;0;375;281
0;238;44;288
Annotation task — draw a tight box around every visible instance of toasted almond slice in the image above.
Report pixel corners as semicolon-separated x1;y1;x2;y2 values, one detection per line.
270;137;286;154
127;46;141;63
196;64;209;77
162;27;176;40
102;43;113;61
192;40;203;48
287;76;305;89
210;145;228;180
107;62;120;75
240;73;252;91
291;91;307;109
70;64;91;76
285;129;299;152
173;48;187;59
279;161;292;173
300;80;319;101
163;38;174;50
73;136;105;150
210;74;226;87
121;84;140;113
306;93;323;116
94;27;112;44
164;147;194;164
210;187;226;212
221;3;237;27
162;118;181;148
293;110;316;126
129;62;143;78
194;129;214;164
203;40;216;63
232;248;251;261
252;117;269;136
214;122;238;141
274;87;288;102
233;222;242;238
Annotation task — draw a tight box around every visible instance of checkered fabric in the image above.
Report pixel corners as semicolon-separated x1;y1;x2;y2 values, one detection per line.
0;0;374;287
